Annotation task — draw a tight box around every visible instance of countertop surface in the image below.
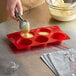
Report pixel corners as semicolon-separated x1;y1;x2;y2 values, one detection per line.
0;3;76;76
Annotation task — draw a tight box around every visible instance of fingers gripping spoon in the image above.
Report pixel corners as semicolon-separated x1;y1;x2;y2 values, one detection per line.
15;9;30;33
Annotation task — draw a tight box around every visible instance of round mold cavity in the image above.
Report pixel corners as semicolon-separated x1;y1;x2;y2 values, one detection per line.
38;28;51;35
51;32;66;40
19;39;32;45
35;35;48;42
12;33;20;40
21;32;34;38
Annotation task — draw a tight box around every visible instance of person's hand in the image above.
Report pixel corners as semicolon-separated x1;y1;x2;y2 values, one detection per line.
6;0;23;20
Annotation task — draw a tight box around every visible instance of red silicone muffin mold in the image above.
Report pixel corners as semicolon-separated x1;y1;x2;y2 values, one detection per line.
7;25;70;51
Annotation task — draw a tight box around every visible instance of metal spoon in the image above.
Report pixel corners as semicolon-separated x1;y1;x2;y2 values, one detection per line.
15;9;30;33
70;2;76;8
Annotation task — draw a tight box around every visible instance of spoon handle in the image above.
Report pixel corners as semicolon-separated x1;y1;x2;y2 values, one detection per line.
15;8;23;21
70;2;76;8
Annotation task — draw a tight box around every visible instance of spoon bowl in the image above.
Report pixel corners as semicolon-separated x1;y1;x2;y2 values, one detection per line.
15;9;30;32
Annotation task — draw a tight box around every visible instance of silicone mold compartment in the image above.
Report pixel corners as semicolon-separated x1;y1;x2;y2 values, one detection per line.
7;25;70;50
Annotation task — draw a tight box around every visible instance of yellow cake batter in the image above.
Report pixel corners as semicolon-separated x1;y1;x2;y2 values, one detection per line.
38;32;49;35
21;32;34;38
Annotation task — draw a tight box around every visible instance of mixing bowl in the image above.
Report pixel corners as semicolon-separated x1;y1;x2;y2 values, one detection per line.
46;0;76;21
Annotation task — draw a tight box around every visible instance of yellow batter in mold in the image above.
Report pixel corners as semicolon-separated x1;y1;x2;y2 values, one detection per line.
39;32;49;35
21;32;34;38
